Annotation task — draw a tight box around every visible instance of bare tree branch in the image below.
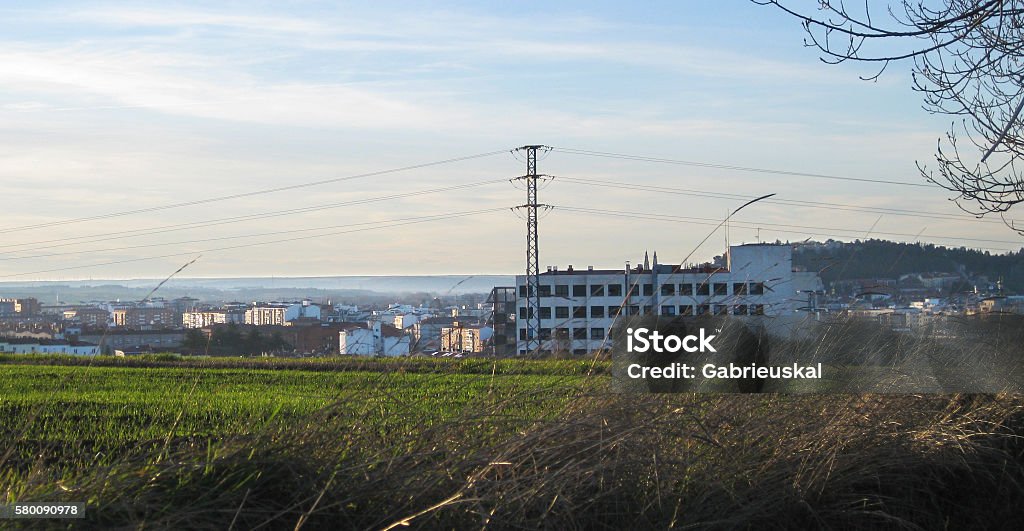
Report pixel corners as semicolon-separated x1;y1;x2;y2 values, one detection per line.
760;0;1024;233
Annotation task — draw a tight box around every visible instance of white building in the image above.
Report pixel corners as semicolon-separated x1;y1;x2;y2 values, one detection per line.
339;321;410;356
514;244;823;355
245;305;287;326
245;301;321;326
394;313;421;329
0;341;100;356
285;301;321;322
183;311;229;328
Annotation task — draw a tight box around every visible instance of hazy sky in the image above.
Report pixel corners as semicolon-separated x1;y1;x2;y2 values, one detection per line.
1;1;1019;280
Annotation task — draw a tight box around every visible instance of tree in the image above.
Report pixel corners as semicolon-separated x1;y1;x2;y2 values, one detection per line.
182;329;207;352
759;0;1024;231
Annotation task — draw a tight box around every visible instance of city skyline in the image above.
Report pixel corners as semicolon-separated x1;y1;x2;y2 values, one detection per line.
1;1;1020;280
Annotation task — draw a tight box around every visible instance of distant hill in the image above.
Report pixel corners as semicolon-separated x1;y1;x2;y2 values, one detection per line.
792;239;1024;292
0;275;516;304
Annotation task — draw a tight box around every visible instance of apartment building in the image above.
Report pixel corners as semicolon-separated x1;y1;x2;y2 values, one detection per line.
514;244;824;355
112;307;175;329
440;322;493;353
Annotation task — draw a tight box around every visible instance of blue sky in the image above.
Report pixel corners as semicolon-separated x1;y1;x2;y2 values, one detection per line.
0;1;1016;279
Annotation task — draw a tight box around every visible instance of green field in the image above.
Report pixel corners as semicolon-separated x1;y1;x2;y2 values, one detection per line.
0;364;588;447
3;355;1024;529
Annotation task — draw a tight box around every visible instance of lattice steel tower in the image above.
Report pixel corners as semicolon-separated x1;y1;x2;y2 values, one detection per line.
513;145;549;354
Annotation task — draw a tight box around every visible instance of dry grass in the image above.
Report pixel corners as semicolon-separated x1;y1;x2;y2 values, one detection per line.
6;391;1024;529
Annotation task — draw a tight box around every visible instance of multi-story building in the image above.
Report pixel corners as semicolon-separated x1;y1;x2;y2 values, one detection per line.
411;316;460;351
183;311;225;329
0;298;41;316
245;302;321;326
112;307;175;329
979;296;1024;315
169;297;200;326
70;307;111;328
487;287;517;355
514;244;824;355
440;322;493;353
339;321;410;356
78;330;186;354
246;305;286;326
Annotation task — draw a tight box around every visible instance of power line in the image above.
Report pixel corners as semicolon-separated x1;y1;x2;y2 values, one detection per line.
0;208;507;262
0;208;505;279
0;149;510;235
557;176;1018;225
551;146;935;188
554;205;1021;249
0;179;506;254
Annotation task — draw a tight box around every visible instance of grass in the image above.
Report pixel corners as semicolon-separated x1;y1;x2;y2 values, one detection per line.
2;338;1024;529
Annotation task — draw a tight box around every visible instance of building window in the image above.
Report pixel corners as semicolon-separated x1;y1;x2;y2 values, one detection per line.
608;306;621;317
733;283;748;296
518;307;528;319
713;304;728;315
554;328;569;340
591;305;605;318
679;283;694;296
660;284;675;296
628;305;640;316
590;284;605;297
591;328;605;340
555;306;569;319
643;305;653;315
697;304;711;316
573;328;587;340
642;284;653;296
713;283;728;296
555;285;569;298
573;285;587;297
750;282;765;295
696;283;710;296
734;304;748;315
539;307;551;319
540;328;551;340
680;305;694;316
519;285;528;297
608;284;623;297
519;329;527;340
573;348;587;355
574;306;587;319
752;304;765;315
660;305;676;316
539;285;552;297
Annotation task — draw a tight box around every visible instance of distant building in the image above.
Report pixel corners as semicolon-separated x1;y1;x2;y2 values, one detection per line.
339;321;410;356
411;316;460;351
168;297;201;326
182;310;244;329
245;305;287;326
113;307;175;329
78;330;185;355
487;287;517;356
514;244;824;355
393;313;420;329
67;307;111;328
0;298;41;316
0;338;99;356
440;322;493;353
245;301;321;326
979;296;1024;315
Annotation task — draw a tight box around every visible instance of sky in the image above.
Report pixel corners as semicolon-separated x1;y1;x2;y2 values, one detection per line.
0;0;1019;280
